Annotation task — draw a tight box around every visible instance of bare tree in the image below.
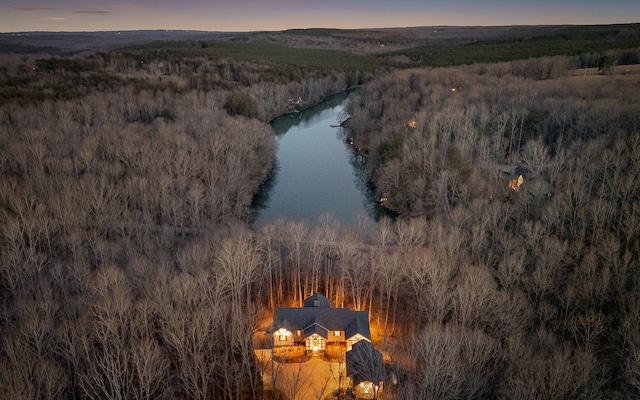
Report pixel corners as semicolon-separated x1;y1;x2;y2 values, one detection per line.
404;248;454;325
77;265;134;400
216;233;262;317
409;324;462;400
283;220;309;306
454;265;499;330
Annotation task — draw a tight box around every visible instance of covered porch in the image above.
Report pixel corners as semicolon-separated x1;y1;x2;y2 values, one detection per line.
305;333;326;355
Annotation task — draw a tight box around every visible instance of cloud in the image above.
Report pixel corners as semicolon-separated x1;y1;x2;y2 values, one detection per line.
111;4;149;10
75;10;113;15
14;7;58;12
42;17;67;21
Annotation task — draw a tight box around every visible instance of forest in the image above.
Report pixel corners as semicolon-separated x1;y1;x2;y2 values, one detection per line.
1;24;640;399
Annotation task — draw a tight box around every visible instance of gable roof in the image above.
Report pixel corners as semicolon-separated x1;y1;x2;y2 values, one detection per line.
345;313;371;340
346;340;385;385
303;323;328;339
303;292;331;308
272;293;370;340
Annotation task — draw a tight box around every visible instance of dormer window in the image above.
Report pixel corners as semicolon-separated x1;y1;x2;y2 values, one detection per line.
334;331;341;337
313;299;320;307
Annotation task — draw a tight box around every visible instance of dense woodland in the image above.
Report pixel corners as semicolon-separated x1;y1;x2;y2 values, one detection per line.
1;25;640;399
342;57;640;398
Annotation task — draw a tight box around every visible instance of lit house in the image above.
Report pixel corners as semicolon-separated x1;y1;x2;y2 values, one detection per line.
271;293;371;354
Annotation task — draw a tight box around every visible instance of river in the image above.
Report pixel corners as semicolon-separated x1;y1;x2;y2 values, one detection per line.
252;92;385;227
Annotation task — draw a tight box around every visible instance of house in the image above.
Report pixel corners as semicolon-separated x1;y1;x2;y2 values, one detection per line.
346;340;385;399
271;293;371;354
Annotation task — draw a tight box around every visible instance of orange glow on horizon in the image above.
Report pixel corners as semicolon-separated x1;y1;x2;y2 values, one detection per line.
2;3;639;33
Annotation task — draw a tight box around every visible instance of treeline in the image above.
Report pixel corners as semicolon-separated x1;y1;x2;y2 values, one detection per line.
0;85;276;398
100;44;375;120
345;54;640;216
339;55;640;397
0;48;370;120
392;24;640;67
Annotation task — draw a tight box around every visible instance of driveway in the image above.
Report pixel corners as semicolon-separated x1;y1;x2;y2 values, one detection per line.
256;349;349;400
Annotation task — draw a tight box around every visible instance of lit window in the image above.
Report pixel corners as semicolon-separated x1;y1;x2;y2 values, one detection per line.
334;331;341;337
276;328;290;339
296;330;302;336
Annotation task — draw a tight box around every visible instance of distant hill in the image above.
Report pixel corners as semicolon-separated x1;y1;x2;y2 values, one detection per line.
0;30;229;54
0;25;585;55
1;24;638;63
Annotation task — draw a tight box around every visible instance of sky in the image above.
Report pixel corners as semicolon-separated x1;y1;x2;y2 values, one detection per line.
1;0;639;33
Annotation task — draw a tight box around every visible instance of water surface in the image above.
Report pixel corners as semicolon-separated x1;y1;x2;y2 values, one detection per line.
252;93;380;227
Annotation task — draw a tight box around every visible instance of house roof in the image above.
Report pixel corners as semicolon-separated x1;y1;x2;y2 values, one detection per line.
346;340;385;385
304;323;328;339
272;293;370;340
345;313;370;340
303;292;331;308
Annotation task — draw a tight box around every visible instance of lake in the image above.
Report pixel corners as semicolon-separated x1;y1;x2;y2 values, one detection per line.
252;92;384;227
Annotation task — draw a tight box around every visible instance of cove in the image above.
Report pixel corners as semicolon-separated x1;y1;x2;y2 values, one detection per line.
252;92;384;227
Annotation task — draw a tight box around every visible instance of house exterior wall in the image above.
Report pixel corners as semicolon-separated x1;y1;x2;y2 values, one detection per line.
327;330;344;343
273;329;294;347
294;329;304;344
274;329;368;350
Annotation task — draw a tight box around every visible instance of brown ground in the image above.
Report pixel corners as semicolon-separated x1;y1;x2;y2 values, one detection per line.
256;349;349;400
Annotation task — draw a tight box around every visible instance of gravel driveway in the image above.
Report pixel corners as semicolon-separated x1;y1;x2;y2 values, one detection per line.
256;349;350;400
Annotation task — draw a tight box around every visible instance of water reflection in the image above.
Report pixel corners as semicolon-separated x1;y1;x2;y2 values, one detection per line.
252;92;391;227
270;93;350;135
336;126;397;223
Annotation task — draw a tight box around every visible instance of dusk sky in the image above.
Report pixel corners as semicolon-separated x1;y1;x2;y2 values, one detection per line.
1;1;639;33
